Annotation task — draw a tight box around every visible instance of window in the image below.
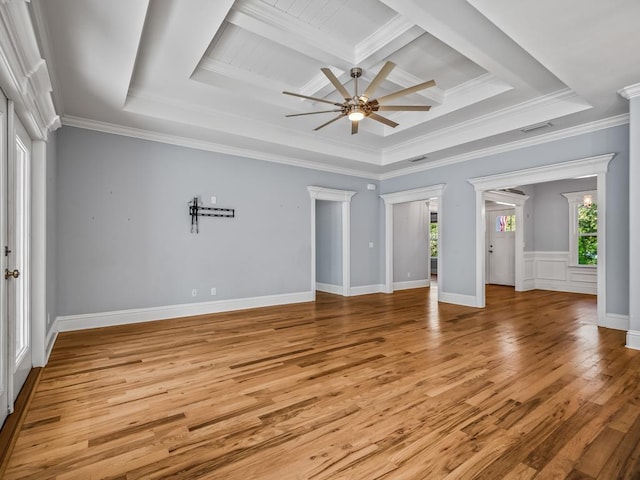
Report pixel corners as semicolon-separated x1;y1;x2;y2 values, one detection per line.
495;215;516;232
430;222;438;257
562;190;597;266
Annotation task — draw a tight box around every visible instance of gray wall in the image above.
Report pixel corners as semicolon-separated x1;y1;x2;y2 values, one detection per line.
393;201;429;283
381;125;629;315
316;200;342;286
56;127;381;316
525;177;597;252
46;130;57;336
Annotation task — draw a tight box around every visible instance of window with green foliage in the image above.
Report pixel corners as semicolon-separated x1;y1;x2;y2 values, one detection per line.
430;222;438;257
577;203;597;265
563;190;597;267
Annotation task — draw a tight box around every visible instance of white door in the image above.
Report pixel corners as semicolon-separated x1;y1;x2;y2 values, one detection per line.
0;90;8;426
487;208;516;286
3;104;32;416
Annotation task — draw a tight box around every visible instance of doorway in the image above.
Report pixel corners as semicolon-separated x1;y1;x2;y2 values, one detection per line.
0;97;33;426
308;186;356;299
486;206;516;286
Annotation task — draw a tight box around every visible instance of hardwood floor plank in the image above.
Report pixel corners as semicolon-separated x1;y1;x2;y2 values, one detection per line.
4;287;640;479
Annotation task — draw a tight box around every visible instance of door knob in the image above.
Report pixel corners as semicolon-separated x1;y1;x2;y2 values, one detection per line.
4;269;19;279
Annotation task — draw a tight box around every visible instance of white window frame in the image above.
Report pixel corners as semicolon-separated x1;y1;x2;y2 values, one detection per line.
562;190;597;268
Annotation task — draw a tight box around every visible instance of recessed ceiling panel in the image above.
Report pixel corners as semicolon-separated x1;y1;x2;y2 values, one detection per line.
391;33;486;90
206;22;321;86
258;0;397;45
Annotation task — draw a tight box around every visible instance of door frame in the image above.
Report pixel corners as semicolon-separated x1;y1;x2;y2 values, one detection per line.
380;184;446;294
484;191;528;290
308;186;356;299
468;154;613;325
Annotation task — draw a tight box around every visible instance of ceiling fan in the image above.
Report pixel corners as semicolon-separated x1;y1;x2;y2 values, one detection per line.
283;61;435;135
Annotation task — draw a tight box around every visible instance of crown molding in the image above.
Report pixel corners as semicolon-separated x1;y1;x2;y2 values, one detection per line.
379;113;629;180
382;88;592;163
618;83;640;100
62;115;378;180
0;0;59;139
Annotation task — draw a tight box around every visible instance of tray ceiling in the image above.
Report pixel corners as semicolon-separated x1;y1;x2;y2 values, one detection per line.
33;0;640;177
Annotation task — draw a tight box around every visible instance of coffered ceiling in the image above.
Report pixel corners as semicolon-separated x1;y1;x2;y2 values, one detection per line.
32;0;639;177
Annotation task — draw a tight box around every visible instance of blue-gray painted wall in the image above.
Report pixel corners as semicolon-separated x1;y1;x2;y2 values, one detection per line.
55;123;629;317
316;200;342;286
56;127;380;316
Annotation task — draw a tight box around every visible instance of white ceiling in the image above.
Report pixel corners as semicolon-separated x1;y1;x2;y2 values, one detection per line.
33;0;639;178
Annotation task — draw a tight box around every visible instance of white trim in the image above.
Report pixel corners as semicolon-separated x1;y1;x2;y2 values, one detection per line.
62;116;378;180
380;184;446;297
308;186;356;298
439;292;478;308
349;284;384;296
316;283;343;295
393;279;430;290
44;326;57;363
0;0;59;140
56;291;314;332
626;330;640;350
618;83;640;100
30;140;47;367
380;115;628;180
603;314;629;332
468;154;613;321
62;114;629;183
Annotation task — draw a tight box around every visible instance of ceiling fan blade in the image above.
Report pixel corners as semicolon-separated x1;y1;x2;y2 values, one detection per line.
376;105;431;111
321;68;352;101
374;79;436;104
351;120;359;135
314;114;347;131
368;112;399;128
362;61;395;100
282;91;343;106
285;109;343;117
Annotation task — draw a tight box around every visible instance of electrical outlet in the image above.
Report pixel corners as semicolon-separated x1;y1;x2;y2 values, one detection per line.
211;287;217;296
191;289;197;297
369;242;374;248
210;196;217;204
407;272;411;278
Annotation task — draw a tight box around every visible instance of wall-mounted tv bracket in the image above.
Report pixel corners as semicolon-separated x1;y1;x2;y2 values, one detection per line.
189;196;235;233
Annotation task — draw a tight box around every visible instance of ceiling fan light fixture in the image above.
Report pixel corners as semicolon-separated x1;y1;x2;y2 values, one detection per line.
349;105;364;122
348;110;364;121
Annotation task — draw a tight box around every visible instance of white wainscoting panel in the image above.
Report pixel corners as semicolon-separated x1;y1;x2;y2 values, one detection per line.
523;251;596;295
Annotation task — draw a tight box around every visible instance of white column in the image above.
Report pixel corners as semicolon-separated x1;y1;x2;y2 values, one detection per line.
31;140;47;366
619;83;640;349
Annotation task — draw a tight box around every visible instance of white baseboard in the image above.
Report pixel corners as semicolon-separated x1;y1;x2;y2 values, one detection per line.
316;283;344;295
439;291;480;308
626;330;640;350
349;284;384;296
56;291;314;332
601;313;629;331
45;324;58;361
393;279;430;290
535;280;597;295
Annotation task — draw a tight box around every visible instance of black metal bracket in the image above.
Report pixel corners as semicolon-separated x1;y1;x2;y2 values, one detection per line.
189;197;235;233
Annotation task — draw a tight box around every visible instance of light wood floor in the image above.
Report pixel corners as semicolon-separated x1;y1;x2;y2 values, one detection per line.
5;286;640;479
